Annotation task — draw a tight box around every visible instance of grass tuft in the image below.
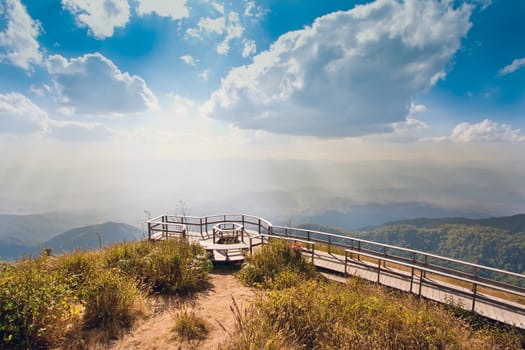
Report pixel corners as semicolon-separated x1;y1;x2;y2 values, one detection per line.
173;307;209;341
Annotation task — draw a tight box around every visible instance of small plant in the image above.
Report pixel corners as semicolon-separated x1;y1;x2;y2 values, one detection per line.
222;273;523;349
0;258;78;349
237;239;317;288
82;268;147;340
173;307;209;341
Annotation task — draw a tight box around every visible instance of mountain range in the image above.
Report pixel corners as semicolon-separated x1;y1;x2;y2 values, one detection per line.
0;215;142;260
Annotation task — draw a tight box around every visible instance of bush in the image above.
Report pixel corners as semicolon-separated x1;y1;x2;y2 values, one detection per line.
223;275;523;350
82;268;147;338
173;307;209;341
0;258;79;349
237;240;317;288
103;240;212;295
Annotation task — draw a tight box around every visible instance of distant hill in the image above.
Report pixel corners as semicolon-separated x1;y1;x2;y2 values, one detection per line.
300;213;525;277
44;222;142;253
0;212;107;246
379;214;525;233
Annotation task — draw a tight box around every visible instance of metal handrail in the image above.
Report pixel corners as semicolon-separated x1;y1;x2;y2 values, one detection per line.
146;213;525;318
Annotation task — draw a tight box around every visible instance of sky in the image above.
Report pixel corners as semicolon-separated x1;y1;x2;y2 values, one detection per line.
1;0;525;220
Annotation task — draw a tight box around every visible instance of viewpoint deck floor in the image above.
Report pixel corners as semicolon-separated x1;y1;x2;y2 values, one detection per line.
178;229;525;329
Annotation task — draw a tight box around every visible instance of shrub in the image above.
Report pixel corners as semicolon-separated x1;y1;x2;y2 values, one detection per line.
223;275;523;350
82;268;147;338
56;250;101;296
103;240;212;295
0;258;79;349
173;307;209;341
237;239;317;288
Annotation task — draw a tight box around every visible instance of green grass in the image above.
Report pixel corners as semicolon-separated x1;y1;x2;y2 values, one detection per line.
173;307;209;341
224;240;524;350
237;240;317;288
0;239;212;349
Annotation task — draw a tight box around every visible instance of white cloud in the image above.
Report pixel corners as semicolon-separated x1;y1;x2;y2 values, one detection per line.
0;92;47;134
450;119;525;143
241;39;256;58
244;1;265;18
211;1;224;14
472;0;492;11
190;17;226;37
498;57;525;76
217;12;244;55
204;0;472;137
365;104;428;142
180;54;197;66
0;92;117;142
186;11;244;55
62;0;130;39
46;119;115;142
46;53;159;116
199;69;209;81
135;0;189;20
0;0;42;69
29;84;52;97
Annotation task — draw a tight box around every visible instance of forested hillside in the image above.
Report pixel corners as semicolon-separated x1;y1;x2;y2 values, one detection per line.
300;214;525;275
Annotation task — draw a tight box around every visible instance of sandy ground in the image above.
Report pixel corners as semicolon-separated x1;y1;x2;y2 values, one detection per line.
108;269;254;350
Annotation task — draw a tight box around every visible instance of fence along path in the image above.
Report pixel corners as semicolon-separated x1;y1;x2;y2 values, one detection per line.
147;213;525;329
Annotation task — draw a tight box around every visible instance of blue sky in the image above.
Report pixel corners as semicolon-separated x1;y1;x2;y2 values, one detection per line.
1;0;525;217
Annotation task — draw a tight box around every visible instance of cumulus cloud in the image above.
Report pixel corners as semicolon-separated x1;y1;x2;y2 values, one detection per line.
241;39;256;58
0;92;117;142
186;10;244;55
188;16;225;37
204;0;472;137
180;54;197;66
0;92;47;134
46;119;115;142
498;57;525;76
135;0;189;20
450;119;525;143
217;12;244;55
46;53;158;116
0;0;42;69
62;0;130;39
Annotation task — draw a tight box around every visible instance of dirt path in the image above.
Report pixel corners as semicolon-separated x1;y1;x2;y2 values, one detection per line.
109;271;255;350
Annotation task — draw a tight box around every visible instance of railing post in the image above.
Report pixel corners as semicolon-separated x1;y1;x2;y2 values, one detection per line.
328;236;332;254
410;252;416;293
249;237;253;256
423;255;428;278
472;266;478;312
344;250;348;277
311;243;315;263
377;257;381;283
200;218;203;236
148;221;151;240
258;219;261;234
241;227;244;243
162;215;166;239
357;241;361;261
205;216;208;237
383;246;387;267
213;228;216;244
307;231;311;242
418;268;424;297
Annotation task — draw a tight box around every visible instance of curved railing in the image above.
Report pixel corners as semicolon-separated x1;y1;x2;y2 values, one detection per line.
147;213;525;326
